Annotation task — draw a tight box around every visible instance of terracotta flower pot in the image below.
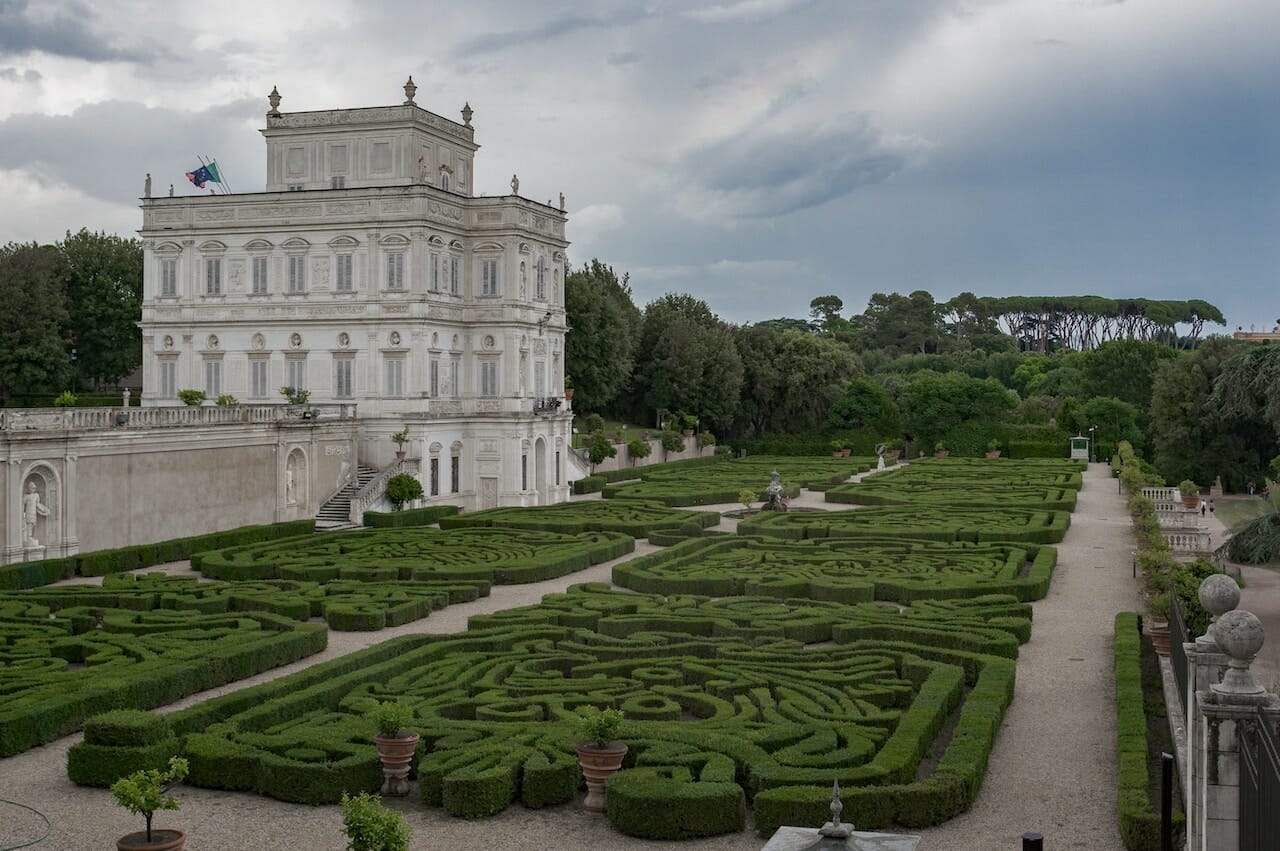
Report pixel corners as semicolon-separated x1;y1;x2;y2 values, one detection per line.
117;829;186;851
985;451;1001;458
832;451;843;458
1148;618;1172;656
933;450;950;458
886;450;901;459
394;450;406;461
1181;494;1199;509
576;742;627;812
375;732;420;796
564;388;574;401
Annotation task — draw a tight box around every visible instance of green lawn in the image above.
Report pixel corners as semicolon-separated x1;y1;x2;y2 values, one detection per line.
1214;497;1272;532
570;416;657;448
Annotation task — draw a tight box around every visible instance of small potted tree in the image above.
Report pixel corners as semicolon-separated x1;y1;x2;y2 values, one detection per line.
575;707;626;812
385;473;423;511
885;439;903;460
369;701;419;797
176;389;205;407
680;414;697;438
390;426;410;460
985;438;1002;459
111;756;189;851
1178;480;1200;510
830;438;845;458
588;430;617;472
627;437;652;465
340;791;412;851
933;441;950;459
1148;591;1172;656
563;374;574;402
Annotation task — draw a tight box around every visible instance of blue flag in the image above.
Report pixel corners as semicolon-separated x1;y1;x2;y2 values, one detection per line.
185;163;221;189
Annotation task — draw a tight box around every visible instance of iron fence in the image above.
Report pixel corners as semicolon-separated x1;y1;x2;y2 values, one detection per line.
1169;591;1189;702
1239;712;1280;851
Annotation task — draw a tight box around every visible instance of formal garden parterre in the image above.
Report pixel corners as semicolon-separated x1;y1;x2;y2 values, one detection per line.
600;455;884;505
0;455;1095;839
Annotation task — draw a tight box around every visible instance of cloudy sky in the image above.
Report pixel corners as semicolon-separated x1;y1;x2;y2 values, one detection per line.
1;0;1276;330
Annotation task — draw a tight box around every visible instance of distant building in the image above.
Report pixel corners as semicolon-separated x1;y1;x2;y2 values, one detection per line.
137;79;574;510
1232;321;1280;343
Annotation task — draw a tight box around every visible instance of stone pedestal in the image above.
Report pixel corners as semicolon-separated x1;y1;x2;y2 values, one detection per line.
761;827;920;850
23;545;46;562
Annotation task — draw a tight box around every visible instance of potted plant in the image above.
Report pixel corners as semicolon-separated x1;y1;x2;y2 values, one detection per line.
176;389;205;407
739;488;757;515
830;438;844;458
575;706;626;812
563;374;574;402
340;791;412;851
385;473;423;511
279;386;310;406
680;414;697;438
884;440;902;460
588;430;617;472
110;756;189;851
390;426;410;460
1147;591;1172;656
660;428;685;457
627;437;652;464
1178;480;1200;509
369;701;419;797
985;438;1002;459
215;393;238;407
933;441;950;458
697;430;716;449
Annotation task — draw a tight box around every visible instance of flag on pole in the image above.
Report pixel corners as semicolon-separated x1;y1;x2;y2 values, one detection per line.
185;162;222;189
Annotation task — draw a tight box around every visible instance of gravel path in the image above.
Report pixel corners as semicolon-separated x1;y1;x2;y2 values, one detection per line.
0;463;1142;851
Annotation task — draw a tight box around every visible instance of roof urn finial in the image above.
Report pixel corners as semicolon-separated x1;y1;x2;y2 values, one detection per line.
267;85;282;117
403;76;417;106
461;101;473;127
818;778;853;838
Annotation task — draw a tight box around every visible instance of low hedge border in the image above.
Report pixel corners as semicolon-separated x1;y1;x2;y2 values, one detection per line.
1115;611;1185;850
362;505;460;528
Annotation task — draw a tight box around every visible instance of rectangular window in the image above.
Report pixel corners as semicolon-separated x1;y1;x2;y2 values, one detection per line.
160;259;177;296
480;258;498;297
334;357;353;398
330;176;345;189
430;457;440;496
335;254;353;292
450;455;460;493
430;252;440;292
205;258;222;295
450;256;460;294
252;256;268;295
480;360;498;397
387;252;405;291
203;359;222;398
159;360;176;398
521;454;528;491
429;359;439;397
535;259;546;300
555;451;561;486
385;357;404;398
250;358;269;398
287;357;306;392
288;256;306;293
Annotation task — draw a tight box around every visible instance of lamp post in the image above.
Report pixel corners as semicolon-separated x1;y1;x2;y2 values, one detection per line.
1089;425;1097;464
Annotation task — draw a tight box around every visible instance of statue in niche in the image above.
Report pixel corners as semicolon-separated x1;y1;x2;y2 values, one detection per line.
510;174;519;194
519;354;527;396
286;467;296;505
22;481;50;547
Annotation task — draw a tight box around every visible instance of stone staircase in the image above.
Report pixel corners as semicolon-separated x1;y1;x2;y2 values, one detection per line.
316;464;377;530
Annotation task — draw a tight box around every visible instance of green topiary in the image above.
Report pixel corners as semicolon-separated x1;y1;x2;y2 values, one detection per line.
368;701;416;737
385;473;423;511
341;791;412;851
627;438;652;460
177;389;205;406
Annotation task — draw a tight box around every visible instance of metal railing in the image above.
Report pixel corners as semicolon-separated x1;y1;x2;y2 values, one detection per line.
1239;711;1280;851
533;396;564;413
1170;591;1189;703
0;403;357;431
349;459;413;524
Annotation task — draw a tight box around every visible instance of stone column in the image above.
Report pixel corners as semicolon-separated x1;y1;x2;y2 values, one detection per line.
1190;608;1280;851
4;459;21;565
1183;574;1239;837
62;454;79;557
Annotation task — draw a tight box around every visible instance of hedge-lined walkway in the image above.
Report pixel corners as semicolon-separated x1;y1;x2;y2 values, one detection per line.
0;463;1142;851
916;462;1142;849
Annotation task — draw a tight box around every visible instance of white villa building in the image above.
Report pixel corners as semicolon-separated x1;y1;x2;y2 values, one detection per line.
137;79;574;511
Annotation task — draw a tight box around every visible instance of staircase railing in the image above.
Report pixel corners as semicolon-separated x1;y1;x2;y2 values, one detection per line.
349;460;414;525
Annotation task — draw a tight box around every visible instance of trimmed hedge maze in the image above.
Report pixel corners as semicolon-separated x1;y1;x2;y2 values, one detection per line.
111;584;1022;838
613;536;1058;603
602;456;881;506
827;482;1078;512
438;499;719;538
0;601;324;757
194;527;634;585
741;505;1070;544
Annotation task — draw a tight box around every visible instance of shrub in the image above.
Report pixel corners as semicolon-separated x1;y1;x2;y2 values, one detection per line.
341;791;412;851
362;505;459;528
627;438;652;460
280;386;310;405
588;431;617;469
573;475;605;495
577;707;623;747
661;430;685;453
110;756;189;844
176;389;205;406
697;431;716;448
215;394;238;407
53;390;78;407
385;473;423;510
583;413;605;433
368;701;416;737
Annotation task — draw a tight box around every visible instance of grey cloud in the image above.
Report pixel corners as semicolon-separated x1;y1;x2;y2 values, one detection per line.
607;51;641;66
680;115;919;218
0;65;40;82
454;8;650;55
0;0;161;62
0;98;264;206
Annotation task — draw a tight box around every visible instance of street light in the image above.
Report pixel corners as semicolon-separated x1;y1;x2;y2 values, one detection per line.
1088;425;1097;464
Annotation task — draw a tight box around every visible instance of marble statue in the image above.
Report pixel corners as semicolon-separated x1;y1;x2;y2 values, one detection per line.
286;469;296;504
22;481;49;547
168;184;174;197
559;192;565;211
510;174;519;194
144;173;152;198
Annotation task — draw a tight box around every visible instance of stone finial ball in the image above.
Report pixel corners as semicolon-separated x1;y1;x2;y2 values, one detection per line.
1199;574;1241;617
1214;610;1265;661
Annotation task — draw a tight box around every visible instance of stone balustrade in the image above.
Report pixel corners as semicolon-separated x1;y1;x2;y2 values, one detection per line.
1142;486;1180;502
0;404;357;432
1164;529;1212;552
349;458;416;524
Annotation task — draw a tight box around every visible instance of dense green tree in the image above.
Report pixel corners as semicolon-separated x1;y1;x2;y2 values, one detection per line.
851;291;944;356
58;229;143;389
1078;339;1176;417
1074;396;1144;460
1210;344;1280;438
826;376;901;437
564;259;640;415
642;309;743;432
733;325;859;436
900;371;1017;448
0;243;73;402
